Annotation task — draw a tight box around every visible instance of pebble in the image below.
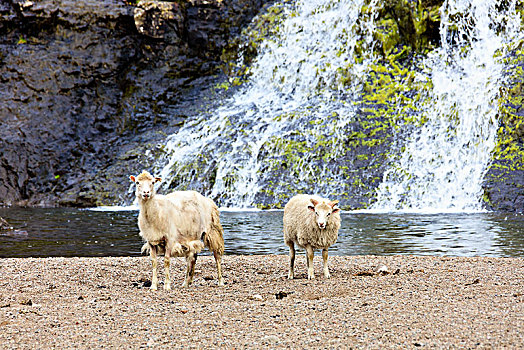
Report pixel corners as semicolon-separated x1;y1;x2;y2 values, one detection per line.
262;335;279;344
251;294;263;301
376;265;389;274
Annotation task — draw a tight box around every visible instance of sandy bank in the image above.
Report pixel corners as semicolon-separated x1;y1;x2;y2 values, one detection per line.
0;255;523;348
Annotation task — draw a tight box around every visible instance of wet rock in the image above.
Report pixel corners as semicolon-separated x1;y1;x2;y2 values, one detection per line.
134;1;185;41
484;165;524;213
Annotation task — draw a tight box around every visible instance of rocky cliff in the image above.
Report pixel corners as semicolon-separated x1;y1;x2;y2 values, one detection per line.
0;0;271;206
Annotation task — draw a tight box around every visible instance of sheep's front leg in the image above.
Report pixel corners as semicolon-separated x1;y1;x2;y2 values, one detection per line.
213;251;224;286
322;248;330;278
164;250;171;291
306;245;315;280
150;246;159;291
287;242;295;280
182;252;197;287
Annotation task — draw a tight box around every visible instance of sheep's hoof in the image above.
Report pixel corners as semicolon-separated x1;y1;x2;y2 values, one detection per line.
307;275;315;280
150;285;158;291
164;284;171;291
324;272;331;279
218;278;225;286
287;274;294;280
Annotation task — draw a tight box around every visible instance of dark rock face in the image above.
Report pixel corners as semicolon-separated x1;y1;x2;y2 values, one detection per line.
0;0;271;207
484;168;524;212
0;0;133;206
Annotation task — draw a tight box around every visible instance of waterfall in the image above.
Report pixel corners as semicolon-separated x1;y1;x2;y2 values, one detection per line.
157;0;379;208
371;0;521;212
156;0;522;211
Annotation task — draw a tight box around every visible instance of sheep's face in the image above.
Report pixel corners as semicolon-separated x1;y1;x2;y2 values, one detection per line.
308;198;340;229
130;171;161;201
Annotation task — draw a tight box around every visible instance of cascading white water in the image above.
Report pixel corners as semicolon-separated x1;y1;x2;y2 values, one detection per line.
157;0;379;207
371;0;522;212
156;0;521;211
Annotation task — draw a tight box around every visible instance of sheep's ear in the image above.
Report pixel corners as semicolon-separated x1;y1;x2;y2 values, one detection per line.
308;205;315;212
310;198;319;207
329;200;339;208
330;200;340;213
154;177;162;183
129;175;136;183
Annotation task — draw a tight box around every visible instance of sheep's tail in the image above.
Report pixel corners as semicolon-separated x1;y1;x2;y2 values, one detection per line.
204;204;224;256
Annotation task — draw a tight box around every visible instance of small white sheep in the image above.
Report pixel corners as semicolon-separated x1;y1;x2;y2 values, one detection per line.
130;171;225;289
283;194;341;280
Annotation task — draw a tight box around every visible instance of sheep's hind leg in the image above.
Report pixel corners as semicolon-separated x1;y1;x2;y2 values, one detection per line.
150;246;159;291
287;242;295;279
182;252;197;287
322;248;330;278
163;250;171;291
213;251;224;286
306;245;315;280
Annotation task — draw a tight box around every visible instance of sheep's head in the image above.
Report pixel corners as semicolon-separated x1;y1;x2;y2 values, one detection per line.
308;198;340;229
129;171;161;201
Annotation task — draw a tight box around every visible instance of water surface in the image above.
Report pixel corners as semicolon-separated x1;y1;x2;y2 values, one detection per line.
1;208;523;258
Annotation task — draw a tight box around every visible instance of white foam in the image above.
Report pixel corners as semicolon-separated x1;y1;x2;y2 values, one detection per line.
88;205;138;212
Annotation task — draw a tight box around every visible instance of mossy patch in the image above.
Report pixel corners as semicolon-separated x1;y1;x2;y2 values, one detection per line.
484;37;524;210
491;42;524;171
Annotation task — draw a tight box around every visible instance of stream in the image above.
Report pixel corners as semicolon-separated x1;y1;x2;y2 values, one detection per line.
1;208;523;258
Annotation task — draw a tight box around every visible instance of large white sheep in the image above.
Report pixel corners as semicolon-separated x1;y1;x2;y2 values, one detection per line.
283;194;341;280
130;171;225;289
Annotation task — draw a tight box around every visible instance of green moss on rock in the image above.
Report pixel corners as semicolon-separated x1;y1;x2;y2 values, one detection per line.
484;38;524;211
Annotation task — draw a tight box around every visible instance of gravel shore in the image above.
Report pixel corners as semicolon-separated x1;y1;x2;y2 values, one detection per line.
1;254;523;348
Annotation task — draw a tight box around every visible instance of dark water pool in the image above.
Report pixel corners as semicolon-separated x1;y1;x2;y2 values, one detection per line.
0;208;523;258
